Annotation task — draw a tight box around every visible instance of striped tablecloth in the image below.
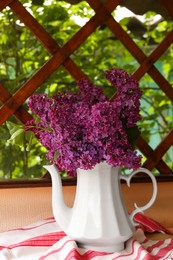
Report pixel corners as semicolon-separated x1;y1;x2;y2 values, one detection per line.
0;214;173;259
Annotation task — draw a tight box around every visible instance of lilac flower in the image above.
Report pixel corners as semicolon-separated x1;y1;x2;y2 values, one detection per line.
105;68;142;128
26;68;142;176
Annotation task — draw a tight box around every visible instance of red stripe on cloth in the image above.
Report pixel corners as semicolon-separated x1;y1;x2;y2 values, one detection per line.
39;238;112;260
4;232;65;250
39;239;74;260
41;247;111;260
147;240;166;253
142;254;157;260
44;217;54;220
134;245;147;260
112;240;136;259
84;250;112;258
64;249;112;260
0;246;6;250
64;248;112;260
7;219;56;232
154;239;173;259
140;239;173;260
134;213;173;235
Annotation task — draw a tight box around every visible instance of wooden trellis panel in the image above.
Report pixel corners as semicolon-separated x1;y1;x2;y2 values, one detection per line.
0;0;173;178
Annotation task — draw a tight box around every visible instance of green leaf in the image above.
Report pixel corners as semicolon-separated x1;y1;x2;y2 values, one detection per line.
8;129;24;146
6;121;23;136
6;121;25;146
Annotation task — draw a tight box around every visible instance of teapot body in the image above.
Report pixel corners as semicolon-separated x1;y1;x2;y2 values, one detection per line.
67;162;134;252
45;162;157;253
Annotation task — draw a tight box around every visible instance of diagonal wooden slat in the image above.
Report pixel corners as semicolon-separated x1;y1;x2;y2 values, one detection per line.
136;136;173;174
143;129;173;170
0;0;14;11
88;1;173;102
0;0;120;125
133;29;173;81
0;84;32;123
108;19;173;101
9;0;87;81
160;0;173;18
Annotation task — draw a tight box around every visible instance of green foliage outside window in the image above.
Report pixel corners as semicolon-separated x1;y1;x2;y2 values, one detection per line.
0;1;172;178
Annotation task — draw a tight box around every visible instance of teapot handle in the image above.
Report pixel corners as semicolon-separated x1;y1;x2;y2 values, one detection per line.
120;168;157;226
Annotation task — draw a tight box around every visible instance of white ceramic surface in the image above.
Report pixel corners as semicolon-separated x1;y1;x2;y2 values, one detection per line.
44;162;157;252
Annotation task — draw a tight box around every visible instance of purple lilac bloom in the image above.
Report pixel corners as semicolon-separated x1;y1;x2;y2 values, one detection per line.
26;68;142;176
105;68;142;127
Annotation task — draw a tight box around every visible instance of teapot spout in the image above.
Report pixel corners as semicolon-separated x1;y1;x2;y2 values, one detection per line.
43;164;71;232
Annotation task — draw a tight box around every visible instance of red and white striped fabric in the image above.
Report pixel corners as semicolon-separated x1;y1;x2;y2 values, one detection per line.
0;215;173;260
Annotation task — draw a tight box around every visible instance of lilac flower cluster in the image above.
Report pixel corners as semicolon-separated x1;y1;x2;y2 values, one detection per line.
26;68;142;176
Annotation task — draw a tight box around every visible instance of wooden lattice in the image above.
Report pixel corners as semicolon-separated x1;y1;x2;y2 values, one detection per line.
0;0;173;178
